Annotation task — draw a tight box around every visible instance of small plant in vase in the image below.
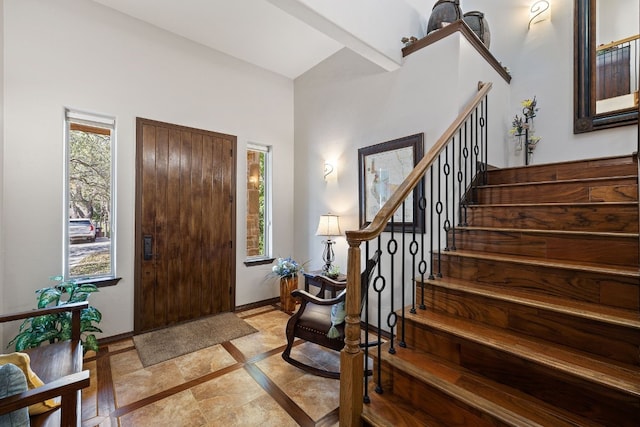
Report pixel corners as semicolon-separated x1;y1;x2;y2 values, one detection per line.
324;265;341;280
271;257;305;313
510;96;541;165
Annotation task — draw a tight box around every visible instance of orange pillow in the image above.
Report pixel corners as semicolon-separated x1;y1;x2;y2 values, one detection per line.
0;352;60;415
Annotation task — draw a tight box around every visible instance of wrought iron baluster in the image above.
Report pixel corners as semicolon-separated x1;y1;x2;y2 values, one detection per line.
483;95;489;184
462;113;473;209
436;155;443;278
428;166;434;283
472;106;480;204
400;201;407;347
374;237;385;395
387;217;397;355
363;242;371;403
451;136;457;251
417;176;427;310
443;145;451;252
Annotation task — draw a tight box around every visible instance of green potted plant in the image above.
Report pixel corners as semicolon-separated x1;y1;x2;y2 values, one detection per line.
8;276;102;354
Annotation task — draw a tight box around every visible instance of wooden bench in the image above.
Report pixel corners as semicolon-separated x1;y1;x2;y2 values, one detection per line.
0;301;91;427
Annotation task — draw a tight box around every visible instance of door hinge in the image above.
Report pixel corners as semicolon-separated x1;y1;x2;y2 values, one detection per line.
229;287;233;295
229;195;233;203
230;148;233;157
229;240;233;248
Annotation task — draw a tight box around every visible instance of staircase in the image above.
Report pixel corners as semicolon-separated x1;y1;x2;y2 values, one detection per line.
362;155;640;426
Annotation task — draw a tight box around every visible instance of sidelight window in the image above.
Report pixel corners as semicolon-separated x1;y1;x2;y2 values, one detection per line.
246;143;272;262
64;109;116;282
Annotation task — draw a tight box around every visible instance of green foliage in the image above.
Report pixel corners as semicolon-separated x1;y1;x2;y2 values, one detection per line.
69;129;111;230
70;252;111;277
8;276;103;354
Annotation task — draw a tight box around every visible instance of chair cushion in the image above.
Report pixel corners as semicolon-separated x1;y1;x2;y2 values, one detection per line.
330;302;346;326
297;303;345;341
0;352;59;415
0;363;30;426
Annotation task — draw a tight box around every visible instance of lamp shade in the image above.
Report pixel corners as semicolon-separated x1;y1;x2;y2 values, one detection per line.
316;214;341;237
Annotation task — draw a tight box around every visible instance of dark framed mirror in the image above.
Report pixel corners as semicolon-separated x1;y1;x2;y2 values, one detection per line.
574;0;639;133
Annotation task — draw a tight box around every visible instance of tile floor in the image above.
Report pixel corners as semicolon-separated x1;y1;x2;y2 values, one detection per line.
81;305;342;427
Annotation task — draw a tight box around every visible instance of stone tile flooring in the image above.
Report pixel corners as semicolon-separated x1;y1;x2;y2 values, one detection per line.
81;305;342;427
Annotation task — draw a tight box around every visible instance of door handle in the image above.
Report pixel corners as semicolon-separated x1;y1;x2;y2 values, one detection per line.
143;235;153;260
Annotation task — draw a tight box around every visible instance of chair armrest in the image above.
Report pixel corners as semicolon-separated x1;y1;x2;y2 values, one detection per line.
0;370;90;415
291;289;346;306
0;301;89;323
0;301;88;342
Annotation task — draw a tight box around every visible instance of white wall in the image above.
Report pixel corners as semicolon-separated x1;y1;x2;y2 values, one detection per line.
0;0;5;343
293;32;511;273
435;0;637;164
1;0;294;346
597;0;639;43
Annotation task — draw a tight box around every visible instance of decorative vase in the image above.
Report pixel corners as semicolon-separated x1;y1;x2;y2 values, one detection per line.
280;275;298;313
463;11;491;48
427;0;462;34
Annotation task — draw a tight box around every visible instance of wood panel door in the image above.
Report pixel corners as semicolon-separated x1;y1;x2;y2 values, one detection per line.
134;118;236;333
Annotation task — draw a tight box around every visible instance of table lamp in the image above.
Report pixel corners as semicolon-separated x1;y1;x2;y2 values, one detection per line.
316;214;341;272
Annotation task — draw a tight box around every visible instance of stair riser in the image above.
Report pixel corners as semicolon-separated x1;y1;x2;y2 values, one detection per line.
465;204;639;233
436;254;639;311
477;179;638;204
403;322;640;427
487;156;638;185
450;230;639;268
375;361;510;427
416;284;639;366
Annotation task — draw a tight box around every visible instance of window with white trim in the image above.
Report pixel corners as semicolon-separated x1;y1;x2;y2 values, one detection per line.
246;144;272;262
64;109;116;281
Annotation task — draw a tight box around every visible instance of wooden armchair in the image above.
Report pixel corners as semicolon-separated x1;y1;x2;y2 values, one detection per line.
0;301;91;427
282;250;381;379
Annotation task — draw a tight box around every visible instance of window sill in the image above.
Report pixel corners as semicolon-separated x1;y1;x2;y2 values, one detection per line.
244;257;275;267
75;277;122;288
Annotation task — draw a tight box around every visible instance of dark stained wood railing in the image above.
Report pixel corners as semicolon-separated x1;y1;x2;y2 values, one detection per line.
339;82;493;426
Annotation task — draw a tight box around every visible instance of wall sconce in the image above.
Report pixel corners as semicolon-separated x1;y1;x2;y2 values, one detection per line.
324;161;337;182
316;214;341;272
529;1;551;29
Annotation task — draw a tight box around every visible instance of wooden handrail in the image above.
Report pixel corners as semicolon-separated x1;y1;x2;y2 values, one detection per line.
346;81;493;245
597;34;640;52
339;82;493;427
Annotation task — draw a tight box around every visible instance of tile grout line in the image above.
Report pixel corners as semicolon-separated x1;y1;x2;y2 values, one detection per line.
91;309;331;425
110;362;245;418
224;340;317;425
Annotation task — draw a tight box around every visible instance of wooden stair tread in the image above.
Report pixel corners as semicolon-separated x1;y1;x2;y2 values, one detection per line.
403;310;640;396
487;154;635;173
362;384;446;427
421;277;640;329
468;201;638;208
377;343;602;427
481;175;638;189
439;249;640;278
455;226;638;239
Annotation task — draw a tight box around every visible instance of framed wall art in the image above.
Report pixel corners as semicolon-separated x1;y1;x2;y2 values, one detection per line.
358;133;424;232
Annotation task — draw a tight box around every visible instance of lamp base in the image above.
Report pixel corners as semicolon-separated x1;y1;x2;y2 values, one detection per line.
322;239;335;273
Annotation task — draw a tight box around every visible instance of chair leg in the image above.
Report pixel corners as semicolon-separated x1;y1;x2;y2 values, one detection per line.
281;352;340;380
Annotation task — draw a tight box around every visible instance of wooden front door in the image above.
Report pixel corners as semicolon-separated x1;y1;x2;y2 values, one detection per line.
134;118;236;333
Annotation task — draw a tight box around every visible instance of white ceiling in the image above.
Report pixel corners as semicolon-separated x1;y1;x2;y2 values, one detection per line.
91;0;429;79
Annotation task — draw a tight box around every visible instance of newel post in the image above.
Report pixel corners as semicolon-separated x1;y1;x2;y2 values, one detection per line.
339;242;363;426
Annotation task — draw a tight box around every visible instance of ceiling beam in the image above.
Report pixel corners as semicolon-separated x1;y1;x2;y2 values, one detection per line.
267;0;417;72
